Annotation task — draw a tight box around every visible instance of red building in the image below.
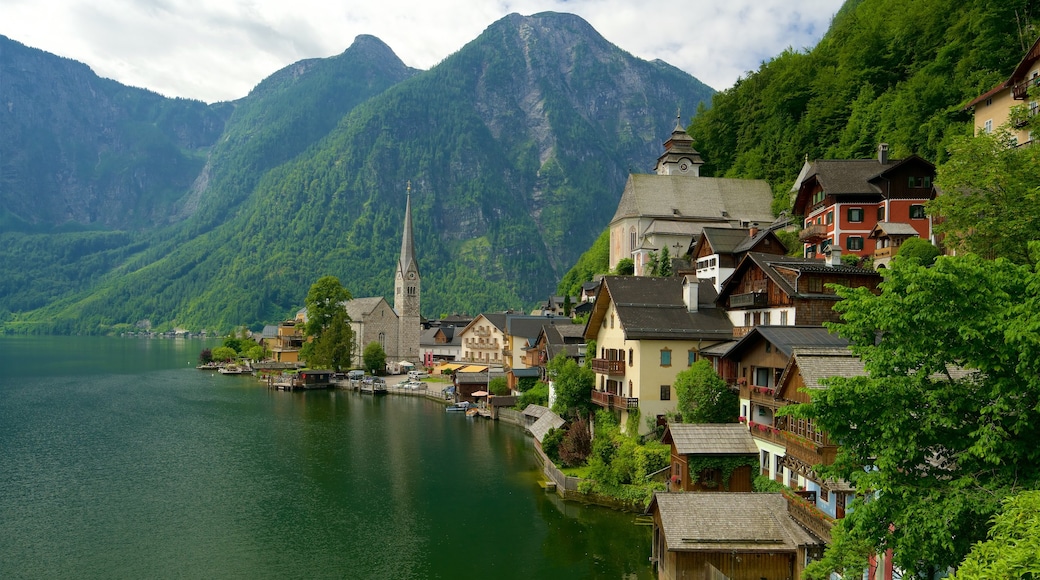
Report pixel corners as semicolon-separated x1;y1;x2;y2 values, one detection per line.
792;144;936;261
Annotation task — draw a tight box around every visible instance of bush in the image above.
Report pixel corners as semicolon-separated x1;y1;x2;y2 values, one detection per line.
542;426;565;464
489;376;510;396
754;475;786;493
516;382;548;408
634;441;670;482
558;416;592;467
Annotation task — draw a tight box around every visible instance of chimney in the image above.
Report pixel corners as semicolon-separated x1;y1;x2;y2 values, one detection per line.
878;143;889;164
826;245;843;267
683;275;699;312
748;222;759;238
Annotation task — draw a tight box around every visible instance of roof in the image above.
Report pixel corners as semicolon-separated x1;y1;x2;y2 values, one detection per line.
522;404;550;419
342;297;388;321
664;423;758;455
696;227;755;255
793;155;936;214
511;368;541;378
786;346;866;390
725;326;849;360
586;276;733;341
529;411;566;443
869;221;920;238
507;315;566;340
397;190;419;278
698;340;737;357
718;252;880;302
649;492;822;552
610;174;775;227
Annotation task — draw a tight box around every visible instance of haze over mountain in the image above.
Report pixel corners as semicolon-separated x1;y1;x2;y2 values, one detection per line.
0;12;714;333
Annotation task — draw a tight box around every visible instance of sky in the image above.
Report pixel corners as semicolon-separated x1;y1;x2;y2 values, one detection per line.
1;0;846;104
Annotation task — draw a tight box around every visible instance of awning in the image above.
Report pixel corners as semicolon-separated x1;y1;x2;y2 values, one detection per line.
438;363;464;370
459;365;488;373
471;390;489;397
399;361;415;367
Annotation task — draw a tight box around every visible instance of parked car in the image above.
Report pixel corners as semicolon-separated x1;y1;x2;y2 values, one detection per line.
347;370;364;380
408;370;428;380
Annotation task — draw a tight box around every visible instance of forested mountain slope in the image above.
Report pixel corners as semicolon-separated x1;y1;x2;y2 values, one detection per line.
1;12;714;333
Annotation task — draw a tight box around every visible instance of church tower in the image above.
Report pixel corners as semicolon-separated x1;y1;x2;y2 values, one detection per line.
395;183;421;364
653;114;704;176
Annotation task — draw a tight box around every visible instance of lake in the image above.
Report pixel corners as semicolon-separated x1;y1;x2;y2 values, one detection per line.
0;336;652;579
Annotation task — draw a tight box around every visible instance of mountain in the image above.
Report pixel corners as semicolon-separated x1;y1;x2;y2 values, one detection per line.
0;12;714;333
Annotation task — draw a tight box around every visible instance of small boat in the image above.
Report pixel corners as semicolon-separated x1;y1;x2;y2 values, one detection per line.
218;364;245;375
445;401;472;412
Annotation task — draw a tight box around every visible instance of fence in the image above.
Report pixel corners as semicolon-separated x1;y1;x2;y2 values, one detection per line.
497;408;524;427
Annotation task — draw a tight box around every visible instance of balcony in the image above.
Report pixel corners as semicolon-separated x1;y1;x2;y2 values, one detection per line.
784;490;834;543
748;385;777;405
799;223;830;243
784;435;838;469
729;291;768;309
591;358;626;376
1012;77;1040;100
873;246;894;260
590;389;639;410
748;421;787;446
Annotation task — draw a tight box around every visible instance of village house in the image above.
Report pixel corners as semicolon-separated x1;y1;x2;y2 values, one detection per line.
608;118;775;274
264;317;306;363
584;275;733;435
964;35;1040;145
792;144;938;261
647;492;824;580
661;423;757;492
419;323;463;364
690;224;789;293
716;250;882;337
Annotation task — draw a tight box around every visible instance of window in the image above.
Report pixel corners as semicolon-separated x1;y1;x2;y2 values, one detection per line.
821;238;831;252
825;211;834;225
688;350;696;366
806;245;816;259
628;349;634;367
910;204;926;219
660;385;671;401
984;119;993;133
765;342;771;353
744;312;752;326
878;206;886;221
761;450;770;470
847;208;864;222
755;367;771;387
808;277;823;293
780;311;789;325
660;349;671;367
847;236;864;251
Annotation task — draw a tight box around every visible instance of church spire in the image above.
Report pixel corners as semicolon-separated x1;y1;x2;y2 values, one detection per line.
399;181;419;277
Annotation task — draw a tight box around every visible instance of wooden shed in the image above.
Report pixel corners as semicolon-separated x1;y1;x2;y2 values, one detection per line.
662;423;758;492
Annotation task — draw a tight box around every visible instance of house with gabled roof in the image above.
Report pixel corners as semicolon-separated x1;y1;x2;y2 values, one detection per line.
647;492;824;580
964;35;1040;146
716;251;881;337
457;313;509;366
868;221;921;268
662;423;758;492
584;275;733;435
691;225;789;292
792;144;937;262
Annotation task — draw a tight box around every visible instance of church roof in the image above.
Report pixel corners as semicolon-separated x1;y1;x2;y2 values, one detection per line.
398;190;419;278
610;174;775;228
342;297;388;321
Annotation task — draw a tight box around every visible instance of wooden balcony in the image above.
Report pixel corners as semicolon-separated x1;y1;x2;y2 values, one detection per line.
799;223;830;243
748;385;778;406
590;389;639;410
1012;77;1040;100
748;421;786;446
729;291;768;309
591;358;625;376
784;491;834;543
785;435;838;469
591;389;611;408
873;246;894;260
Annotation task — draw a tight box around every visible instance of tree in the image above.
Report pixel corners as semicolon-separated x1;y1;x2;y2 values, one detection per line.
933;125;1040;264
558;415;593;467
362;341;386;375
488;376;510;396
304;276;352;339
951;491;1040;579
211;346;237;362
307;309;355;371
614;258;634;275
548;353;594;418
198;348;213;364
656;246;672;277
563;294;572;317
516;381;549;408
795;254;1040;578
894;236;941;266
674;360;738;424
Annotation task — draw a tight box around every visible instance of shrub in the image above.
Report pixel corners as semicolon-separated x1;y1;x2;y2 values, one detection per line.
516;382;549;408
542;426;565;464
558;416;592;467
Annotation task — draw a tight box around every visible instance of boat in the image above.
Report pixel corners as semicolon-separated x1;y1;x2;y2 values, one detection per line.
218;364;245;375
445;401;472;412
196;362;221;370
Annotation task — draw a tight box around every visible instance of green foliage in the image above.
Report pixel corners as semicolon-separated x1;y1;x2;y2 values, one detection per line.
558;229;610;297
792;254;1040;576
211;346;237;361
580;410;669;508
613;258;634;276
306;309;355;371
244;345;265;361
632;441;670;482
515;377;538;392
516;381;549;408
304;276;352;339
951;491;1040;579
488;376;510;396
933;125;1040;263
685;456;757;490
894;237;942;266
542;426;565;464
674;360;738;424
548;353;594;418
362;342;386;375
753;475;786;493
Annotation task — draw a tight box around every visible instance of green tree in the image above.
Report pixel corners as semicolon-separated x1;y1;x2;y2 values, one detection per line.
563;294;572;317
211;346;237;361
795;254;1040;578
614;258;634;275
548;353;594;418
307;309;355;371
894;237;941;266
244;345;265;361
933;126;1040;263
488;376;510;396
951;491;1040;579
304;275;352;339
516;381;549;408
674;360;738;424
362;341;386;375
656;246;672;277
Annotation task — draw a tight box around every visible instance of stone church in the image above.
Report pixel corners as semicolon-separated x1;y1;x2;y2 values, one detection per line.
342;188;422;368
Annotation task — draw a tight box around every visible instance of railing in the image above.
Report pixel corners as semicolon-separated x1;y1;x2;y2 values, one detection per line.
873;246;894;260
784;435;838;468
1012;77;1040;100
749;385;777;405
748;421;787;446
591;390;612;408
784;491;834;543
590;390;638;409
799;223;830;243
730;292;768;308
591;359;625;375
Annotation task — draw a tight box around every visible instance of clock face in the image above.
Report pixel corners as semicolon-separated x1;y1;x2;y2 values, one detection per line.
679;158;691;173
408;272;415;280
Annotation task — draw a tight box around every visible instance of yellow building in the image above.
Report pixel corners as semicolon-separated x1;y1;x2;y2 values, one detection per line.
583;275;733;435
966;35;1040;145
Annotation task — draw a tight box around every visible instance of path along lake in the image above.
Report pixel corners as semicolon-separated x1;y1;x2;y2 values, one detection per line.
0;336;652;579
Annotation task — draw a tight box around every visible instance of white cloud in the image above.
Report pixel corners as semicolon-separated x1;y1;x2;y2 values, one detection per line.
0;0;843;102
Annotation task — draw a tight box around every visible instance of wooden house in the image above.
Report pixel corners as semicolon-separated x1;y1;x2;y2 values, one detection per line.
690;225;788;293
662;423;757;492
648;492;824;580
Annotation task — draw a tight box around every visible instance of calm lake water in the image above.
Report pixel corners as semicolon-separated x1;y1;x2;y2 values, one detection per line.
0;336;652;579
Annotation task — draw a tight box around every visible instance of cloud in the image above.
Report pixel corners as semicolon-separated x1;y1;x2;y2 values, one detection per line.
0;0;842;102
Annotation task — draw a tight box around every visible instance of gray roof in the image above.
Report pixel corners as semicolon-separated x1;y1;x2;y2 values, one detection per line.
665;423;758;455
529;411;566;443
511;367;541;378
343;297;387;321
507;315;565;340
397;191;419;278
803;159;891;195
588;276;733;341
726;326;849;360
650;492;823;552
522;404;550;419
698;340;737;357
719;252;880;302
698;226;758;254
787;347;866;390
611;174;775;226
260;325;279;339
870;221;921;237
